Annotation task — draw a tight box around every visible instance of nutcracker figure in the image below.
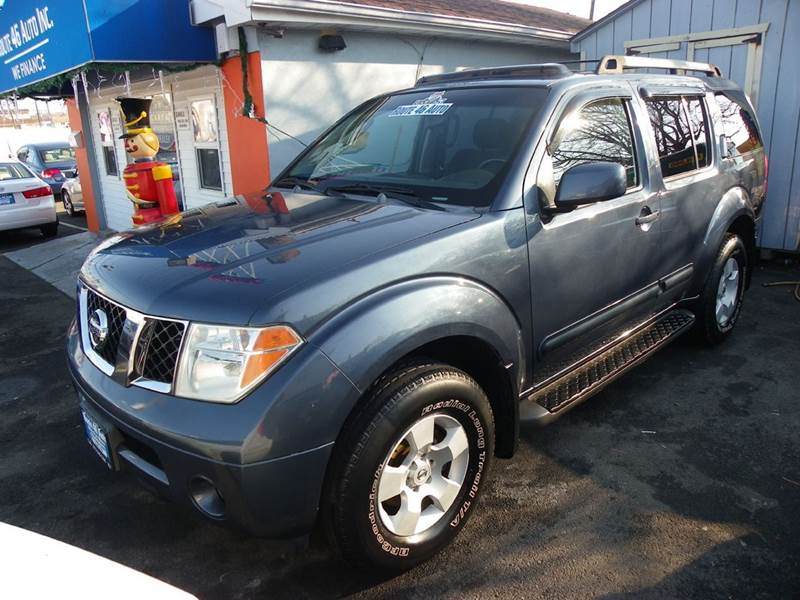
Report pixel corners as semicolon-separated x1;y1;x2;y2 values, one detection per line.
117;97;179;226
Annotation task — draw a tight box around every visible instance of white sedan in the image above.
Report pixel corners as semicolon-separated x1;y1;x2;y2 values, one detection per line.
0;522;196;599
61;171;84;216
0;161;58;237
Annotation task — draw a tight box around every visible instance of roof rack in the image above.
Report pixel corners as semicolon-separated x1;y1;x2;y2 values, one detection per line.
596;55;723;77
416;63;573;87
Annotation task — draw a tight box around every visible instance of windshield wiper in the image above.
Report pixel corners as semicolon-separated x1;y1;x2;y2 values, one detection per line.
272;176;322;193
324;183;445;211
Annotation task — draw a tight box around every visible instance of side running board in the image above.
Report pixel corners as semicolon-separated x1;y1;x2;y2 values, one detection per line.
520;309;695;426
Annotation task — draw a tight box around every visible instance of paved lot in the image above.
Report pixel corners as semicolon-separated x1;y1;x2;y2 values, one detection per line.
0;200;88;253
0;254;798;599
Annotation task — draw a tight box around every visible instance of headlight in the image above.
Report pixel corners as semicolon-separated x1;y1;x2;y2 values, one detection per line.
174;324;302;403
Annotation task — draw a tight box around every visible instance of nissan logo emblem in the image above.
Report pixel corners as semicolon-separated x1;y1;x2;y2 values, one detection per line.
88;308;109;350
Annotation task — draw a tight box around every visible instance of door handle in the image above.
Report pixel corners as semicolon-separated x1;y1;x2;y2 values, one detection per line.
635;208;660;226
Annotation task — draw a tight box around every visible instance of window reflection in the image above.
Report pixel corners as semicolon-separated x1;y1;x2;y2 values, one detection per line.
646;97;697;176
551;98;639;189
716;93;763;156
685;97;710;168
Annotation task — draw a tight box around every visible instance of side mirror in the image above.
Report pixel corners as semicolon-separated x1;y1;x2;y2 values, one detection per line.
554;162;627;209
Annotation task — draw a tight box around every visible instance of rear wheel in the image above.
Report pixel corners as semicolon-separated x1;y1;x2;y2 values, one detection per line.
40;218;58;238
62;191;75;216
323;362;494;571
693;233;747;345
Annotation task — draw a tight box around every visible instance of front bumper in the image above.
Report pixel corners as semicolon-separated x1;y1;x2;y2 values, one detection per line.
67;318;360;538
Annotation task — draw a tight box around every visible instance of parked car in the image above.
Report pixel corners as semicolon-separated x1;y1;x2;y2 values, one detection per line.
61;171;85;216
0;161;58;237
0;522;196;599
68;56;766;571
16;142;77;196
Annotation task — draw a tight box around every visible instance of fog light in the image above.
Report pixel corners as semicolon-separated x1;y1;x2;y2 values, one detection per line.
189;477;225;519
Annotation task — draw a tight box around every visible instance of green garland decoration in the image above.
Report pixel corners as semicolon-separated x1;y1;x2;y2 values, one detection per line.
239;26;255;118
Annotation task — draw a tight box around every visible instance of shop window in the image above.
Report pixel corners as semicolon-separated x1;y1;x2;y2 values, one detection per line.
191;98;222;191
97;110;118;176
150;94;178;165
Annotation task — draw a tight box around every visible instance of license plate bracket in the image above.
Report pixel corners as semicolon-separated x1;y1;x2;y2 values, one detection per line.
80;401;122;471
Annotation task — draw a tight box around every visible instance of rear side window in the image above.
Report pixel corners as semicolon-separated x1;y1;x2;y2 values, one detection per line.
685;97;711;168
0;163;32;180
550;97;639;190
646;96;711;177
715;93;763;156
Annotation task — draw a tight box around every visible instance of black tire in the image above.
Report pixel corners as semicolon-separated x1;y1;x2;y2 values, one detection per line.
692;233;747;345
62;191;74;216
40;218;58;238
322;361;494;571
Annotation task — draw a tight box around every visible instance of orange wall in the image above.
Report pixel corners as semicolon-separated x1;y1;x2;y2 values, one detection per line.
66;98;101;232
221;51;271;195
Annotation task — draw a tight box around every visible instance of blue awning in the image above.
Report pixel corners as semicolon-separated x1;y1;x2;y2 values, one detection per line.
0;0;217;95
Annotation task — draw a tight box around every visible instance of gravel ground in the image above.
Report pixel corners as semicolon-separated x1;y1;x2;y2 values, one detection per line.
0;255;798;599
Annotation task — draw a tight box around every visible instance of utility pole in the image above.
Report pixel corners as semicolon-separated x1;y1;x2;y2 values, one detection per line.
34;100;42;126
589;0;596;20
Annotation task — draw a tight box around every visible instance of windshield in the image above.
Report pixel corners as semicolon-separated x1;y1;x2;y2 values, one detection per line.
284;86;547;207
41;147;75;164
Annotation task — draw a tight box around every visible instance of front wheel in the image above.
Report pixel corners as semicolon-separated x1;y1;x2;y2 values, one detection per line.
692;233;747;345
323;362;494;571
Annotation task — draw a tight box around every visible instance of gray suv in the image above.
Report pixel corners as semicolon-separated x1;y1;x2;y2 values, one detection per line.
68;56;766;571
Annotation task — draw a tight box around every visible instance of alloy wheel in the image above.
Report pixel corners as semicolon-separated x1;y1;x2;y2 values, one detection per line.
715;256;740;326
377;413;470;537
63;192;74;216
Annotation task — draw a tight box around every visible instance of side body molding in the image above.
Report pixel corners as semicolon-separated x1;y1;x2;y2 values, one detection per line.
309;276;526;397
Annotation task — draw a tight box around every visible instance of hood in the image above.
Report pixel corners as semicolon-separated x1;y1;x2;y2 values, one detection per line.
80;191;478;326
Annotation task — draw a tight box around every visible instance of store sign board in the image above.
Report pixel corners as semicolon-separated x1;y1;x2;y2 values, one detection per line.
0;0;217;95
0;1;93;93
85;0;216;63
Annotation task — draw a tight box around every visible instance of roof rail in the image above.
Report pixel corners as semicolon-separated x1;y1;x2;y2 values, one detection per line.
596;55;723;77
416;63;573;87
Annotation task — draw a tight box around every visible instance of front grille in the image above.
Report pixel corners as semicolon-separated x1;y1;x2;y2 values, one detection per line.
86;289;127;365
136;319;186;384
80;284;187;392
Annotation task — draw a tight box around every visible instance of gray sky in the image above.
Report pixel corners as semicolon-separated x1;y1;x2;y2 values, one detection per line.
504;0;628;19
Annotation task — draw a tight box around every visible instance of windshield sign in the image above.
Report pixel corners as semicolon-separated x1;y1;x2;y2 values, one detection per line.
286;87;547;207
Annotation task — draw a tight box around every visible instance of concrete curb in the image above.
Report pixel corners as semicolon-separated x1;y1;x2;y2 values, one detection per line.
3;231;103;299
